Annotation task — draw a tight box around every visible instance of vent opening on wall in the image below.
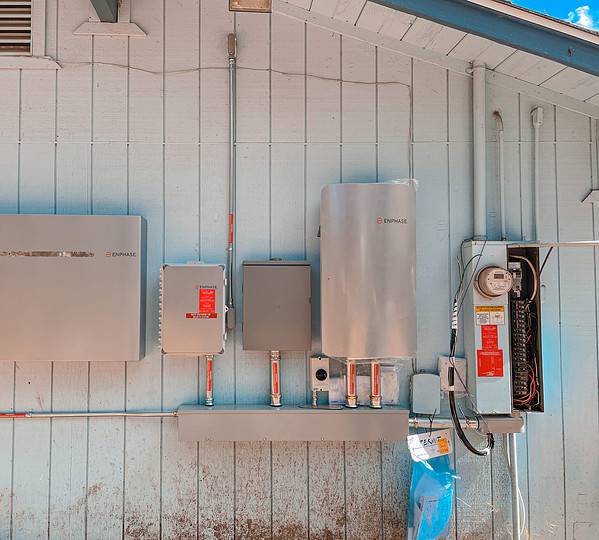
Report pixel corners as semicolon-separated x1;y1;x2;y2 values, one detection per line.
0;1;31;55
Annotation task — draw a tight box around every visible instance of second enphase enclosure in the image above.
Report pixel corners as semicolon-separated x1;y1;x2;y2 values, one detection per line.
320;181;417;360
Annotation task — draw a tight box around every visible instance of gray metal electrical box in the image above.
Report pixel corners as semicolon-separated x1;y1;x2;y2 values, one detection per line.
0;215;146;362
411;373;441;415
463;241;513;414
242;260;311;351
160;264;226;355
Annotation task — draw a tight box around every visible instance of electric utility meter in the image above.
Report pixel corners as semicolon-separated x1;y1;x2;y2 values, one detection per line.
475;266;513;298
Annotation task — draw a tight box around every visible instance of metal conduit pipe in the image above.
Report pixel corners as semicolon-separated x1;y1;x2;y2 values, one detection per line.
345;361;358;408
0;411;511;433
532;107;544;241
473;63;487;239
270;350;282;407
0;411;494;428
369;361;382;409
226;33;237;330
0;411;176;419
493;111;507;240
508;433;523;540
409;416;479;430
205;354;214;407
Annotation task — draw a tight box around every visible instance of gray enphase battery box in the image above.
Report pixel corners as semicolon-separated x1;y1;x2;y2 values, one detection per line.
0;214;146;362
160;264;226;355
242;260;311;351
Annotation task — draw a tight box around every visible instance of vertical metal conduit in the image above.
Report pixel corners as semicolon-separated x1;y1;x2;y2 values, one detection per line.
369;361;382;409
227;33;237;330
508;433;522;540
473;64;487;239
493;111;507;240
345;361;358;408
205;355;214;407
270;350;282;407
532;107;544;241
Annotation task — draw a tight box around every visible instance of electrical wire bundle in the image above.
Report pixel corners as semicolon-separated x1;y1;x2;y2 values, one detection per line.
511;255;540;409
448;239;495;457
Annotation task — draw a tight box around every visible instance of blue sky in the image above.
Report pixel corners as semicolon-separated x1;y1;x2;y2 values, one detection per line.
513;0;598;30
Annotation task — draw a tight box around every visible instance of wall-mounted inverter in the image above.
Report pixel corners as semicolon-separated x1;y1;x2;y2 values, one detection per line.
320;182;417;360
0;215;146;362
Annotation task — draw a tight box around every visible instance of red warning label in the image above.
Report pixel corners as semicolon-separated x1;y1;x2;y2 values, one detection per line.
477;324;503;377
185;312;217;319
480;325;498;350
477;350;504;377
199;288;216;313
186;288;217;319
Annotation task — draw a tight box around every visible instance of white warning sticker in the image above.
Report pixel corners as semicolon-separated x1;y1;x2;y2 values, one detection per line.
407;429;453;462
475;305;505;326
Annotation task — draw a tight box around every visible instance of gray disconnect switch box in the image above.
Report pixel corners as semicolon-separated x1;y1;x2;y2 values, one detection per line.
160;264;226;355
242;261;311;351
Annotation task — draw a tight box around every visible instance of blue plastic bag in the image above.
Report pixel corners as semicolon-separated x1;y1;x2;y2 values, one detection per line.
408;455;454;540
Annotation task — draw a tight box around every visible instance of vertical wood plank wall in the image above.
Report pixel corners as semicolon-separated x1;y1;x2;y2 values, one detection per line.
0;1;598;539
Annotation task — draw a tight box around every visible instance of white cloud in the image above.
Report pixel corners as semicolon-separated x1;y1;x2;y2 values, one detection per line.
566;5;597;30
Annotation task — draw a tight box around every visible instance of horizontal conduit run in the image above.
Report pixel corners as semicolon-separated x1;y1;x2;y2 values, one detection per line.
0;410;505;431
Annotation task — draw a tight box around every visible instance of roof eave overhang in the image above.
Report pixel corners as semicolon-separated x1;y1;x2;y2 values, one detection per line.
372;0;599;76
90;0;118;23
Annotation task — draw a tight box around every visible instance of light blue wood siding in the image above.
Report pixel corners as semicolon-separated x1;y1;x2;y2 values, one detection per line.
0;1;597;538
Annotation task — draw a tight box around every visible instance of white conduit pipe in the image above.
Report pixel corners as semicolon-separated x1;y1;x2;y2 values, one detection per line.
473;64;487;239
493;111;507;240
474;67;521;540
508;433;523;540
532;107;544;241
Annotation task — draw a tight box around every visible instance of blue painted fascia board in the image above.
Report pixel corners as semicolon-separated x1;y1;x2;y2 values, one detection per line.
89;0;118;23
372;0;599;77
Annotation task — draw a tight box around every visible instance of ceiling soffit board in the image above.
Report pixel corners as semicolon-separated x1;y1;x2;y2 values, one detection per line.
273;0;599;118
273;0;471;75
370;0;599;77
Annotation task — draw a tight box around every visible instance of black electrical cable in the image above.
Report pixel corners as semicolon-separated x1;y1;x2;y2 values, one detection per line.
448;326;494;456
539;246;554;276
447;239;495;457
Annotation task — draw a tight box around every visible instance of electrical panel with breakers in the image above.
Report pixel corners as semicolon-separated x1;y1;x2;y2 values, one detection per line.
507;245;543;412
462;241;544;415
